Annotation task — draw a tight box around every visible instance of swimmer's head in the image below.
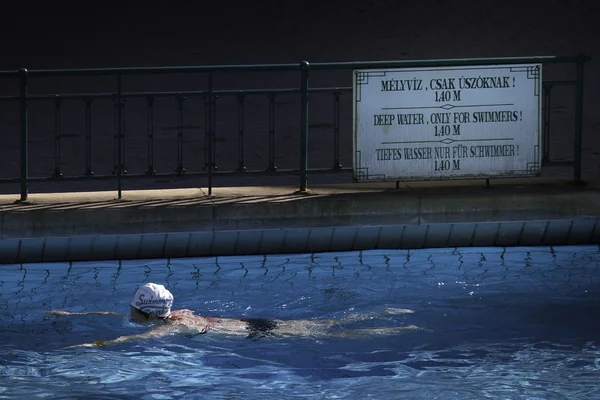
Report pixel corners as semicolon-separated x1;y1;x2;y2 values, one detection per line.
130;283;173;320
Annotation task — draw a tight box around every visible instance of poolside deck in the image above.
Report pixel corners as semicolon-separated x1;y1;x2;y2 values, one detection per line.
0;176;598;264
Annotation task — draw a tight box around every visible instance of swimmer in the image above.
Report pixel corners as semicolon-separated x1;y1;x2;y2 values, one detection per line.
46;282;422;348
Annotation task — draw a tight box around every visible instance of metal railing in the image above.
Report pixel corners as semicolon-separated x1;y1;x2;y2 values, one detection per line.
0;54;590;201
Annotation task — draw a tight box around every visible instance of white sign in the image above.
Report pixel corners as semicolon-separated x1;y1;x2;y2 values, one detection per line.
352;64;542;181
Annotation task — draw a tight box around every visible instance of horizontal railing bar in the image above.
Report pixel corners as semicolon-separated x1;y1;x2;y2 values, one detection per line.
309;87;352;93
6;55;588;79
25;93;116;101
543;80;577;87
0;78;573;103
542;160;574;166
27;63;302;77
0;165;572;188
310;55;591;70
0;172;275;184
18;87;354;101
24;90;290;101
0;78;569;102
0;167;355;185
0;163;576;185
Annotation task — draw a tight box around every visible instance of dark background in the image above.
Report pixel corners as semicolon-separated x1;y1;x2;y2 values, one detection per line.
0;0;598;192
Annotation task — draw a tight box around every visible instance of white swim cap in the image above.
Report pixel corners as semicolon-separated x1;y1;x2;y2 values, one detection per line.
130;283;174;318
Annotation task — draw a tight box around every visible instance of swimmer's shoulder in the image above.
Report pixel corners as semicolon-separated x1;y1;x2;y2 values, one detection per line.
170;309;195;317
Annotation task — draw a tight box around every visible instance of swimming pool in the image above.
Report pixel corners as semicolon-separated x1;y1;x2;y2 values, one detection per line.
1;245;599;399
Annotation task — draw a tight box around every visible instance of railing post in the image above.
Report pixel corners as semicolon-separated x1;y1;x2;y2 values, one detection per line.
116;74;123;199
84;99;94;177
542;83;552;164
53;98;62;179
267;93;277;172
146;96;156;176
19;68;28;202
206;72;214;196
175;95;186;176
299;61;309;192
237;94;246;173
573;55;585;184
333;90;342;171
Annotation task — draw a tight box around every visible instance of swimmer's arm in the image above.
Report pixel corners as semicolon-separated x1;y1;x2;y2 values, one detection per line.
65;326;174;349
46;310;125;317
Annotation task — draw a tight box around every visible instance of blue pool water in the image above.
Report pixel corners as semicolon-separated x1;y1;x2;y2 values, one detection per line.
1;245;600;399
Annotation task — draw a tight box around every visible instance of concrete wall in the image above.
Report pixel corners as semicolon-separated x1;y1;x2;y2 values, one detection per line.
0;183;599;264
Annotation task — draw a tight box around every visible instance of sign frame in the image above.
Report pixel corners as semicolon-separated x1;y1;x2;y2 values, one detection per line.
352;64;543;182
